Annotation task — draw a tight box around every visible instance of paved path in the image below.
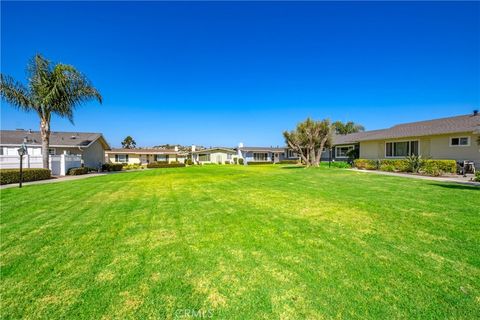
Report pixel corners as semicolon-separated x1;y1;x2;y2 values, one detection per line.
349;169;480;186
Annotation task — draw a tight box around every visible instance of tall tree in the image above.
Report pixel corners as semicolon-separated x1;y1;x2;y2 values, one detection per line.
333;121;365;135
283;118;332;167
121;136;136;149
0;54;102;168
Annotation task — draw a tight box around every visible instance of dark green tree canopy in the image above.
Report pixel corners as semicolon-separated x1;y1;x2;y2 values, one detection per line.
121;136;137;149
333;121;365;135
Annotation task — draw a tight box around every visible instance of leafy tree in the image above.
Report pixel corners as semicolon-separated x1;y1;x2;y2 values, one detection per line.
0;54;101;168
283;118;332;167
333;121;365;135
121;136;136;149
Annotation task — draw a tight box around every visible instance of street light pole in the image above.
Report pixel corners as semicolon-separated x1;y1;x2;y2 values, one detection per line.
17;138;28;188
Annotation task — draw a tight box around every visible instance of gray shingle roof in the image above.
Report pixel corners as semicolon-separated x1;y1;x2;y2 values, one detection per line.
192;147;236;154
0;130;110;149
333;114;480;144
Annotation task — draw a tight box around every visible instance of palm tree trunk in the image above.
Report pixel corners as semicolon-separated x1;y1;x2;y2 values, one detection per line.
40;118;50;169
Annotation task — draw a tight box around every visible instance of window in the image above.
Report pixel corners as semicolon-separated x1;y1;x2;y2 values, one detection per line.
199;154;210;162
385;141;419;157
227;153;232;160
253;153;268;161
450;137;470;147
335;145;354;158
48;148;56;155
287;149;297;158
115;154;129;163
155;154;168;162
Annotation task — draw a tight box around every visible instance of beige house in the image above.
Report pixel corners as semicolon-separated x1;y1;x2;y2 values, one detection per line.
191;147;237;164
334;113;480;166
0;130;110;169
106;148;187;165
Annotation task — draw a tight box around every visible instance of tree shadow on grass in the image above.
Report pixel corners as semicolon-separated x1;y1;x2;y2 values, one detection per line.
427;183;480;190
280;166;305;169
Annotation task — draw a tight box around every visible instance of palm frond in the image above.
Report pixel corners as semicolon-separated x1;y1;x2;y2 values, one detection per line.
0;74;34;111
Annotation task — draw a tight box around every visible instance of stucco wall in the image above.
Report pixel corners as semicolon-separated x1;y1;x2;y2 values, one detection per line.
196;151;235;164
359;133;480;166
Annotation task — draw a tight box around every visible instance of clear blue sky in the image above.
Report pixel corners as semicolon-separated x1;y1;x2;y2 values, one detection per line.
1;1;478;148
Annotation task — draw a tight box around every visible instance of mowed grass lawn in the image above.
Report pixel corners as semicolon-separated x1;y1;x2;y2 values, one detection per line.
1;165;479;319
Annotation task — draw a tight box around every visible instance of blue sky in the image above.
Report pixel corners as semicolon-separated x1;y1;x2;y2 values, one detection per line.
1;1;479;148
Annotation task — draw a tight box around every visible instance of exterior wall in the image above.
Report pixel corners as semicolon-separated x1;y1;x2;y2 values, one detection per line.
359;133;480;166
107;153;184;165
194;151;235;164
242;151;277;164
80;140;105;168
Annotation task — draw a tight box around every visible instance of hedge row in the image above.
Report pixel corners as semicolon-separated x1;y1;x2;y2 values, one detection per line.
475;171;480;182
67;167;90;175
354;159;456;176
147;162;186;168
102;163;123;172
278;160;299;164
247;162;273;165
0;168;51;185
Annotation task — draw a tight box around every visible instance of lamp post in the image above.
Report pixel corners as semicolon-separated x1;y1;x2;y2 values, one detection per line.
17;138;28;188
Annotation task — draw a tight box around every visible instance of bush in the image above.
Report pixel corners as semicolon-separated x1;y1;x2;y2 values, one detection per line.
379;164;395;172
278;160;299;164
475;171;480;182
147;162;186;168
186;159;193;165
67;167;89;175
329;161;351;168
420;160;456;176
0;168;51;185
238;158;244;165
380;159;409;172
102;163;123;172
354;159;378;170
247;161;273;165
123;163;144;170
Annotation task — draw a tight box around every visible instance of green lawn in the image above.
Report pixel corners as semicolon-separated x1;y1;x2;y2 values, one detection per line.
1;165;479;319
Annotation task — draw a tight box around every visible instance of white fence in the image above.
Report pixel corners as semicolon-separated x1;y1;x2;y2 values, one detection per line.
0;154;82;176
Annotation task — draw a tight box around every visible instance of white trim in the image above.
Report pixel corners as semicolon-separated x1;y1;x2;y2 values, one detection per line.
449;136;470;147
385;140;420;158
335;145;354;158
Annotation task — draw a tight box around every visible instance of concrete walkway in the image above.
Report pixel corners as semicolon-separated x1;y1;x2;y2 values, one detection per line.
349;168;480;187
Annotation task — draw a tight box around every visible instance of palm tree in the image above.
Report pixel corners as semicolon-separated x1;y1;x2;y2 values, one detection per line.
333;121;365;135
0;54;102;169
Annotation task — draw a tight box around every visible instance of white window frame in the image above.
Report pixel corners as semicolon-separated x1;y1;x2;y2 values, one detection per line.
48;148;56;155
385;140;420;158
115;154;129;163
253;152;269;161
335;145;354;158
449;136;470;147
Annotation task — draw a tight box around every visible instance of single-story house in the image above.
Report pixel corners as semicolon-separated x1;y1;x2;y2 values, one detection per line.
329;113;480;166
106;147;187;165
237;144;299;164
191;146;237;164
0;129;110;169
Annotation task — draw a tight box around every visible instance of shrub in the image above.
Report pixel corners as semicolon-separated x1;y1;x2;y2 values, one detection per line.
329;161;351;168
247;162;273;165
380;159;409;172
0;168;51;185
278;160;299;164
186;159;193;165
405;155;424;173
420;160;456;176
147;162;186;168
67;167;89;175
238;158;244;165
102;163;123;172
475;171;480;182
380;164;395;172
123;163;144;170
354;159;377;170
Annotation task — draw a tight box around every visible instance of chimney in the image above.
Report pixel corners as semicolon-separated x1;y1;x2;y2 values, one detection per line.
238;142;244;148
191;145;196;152
474;110;479;116
174;146;178;152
